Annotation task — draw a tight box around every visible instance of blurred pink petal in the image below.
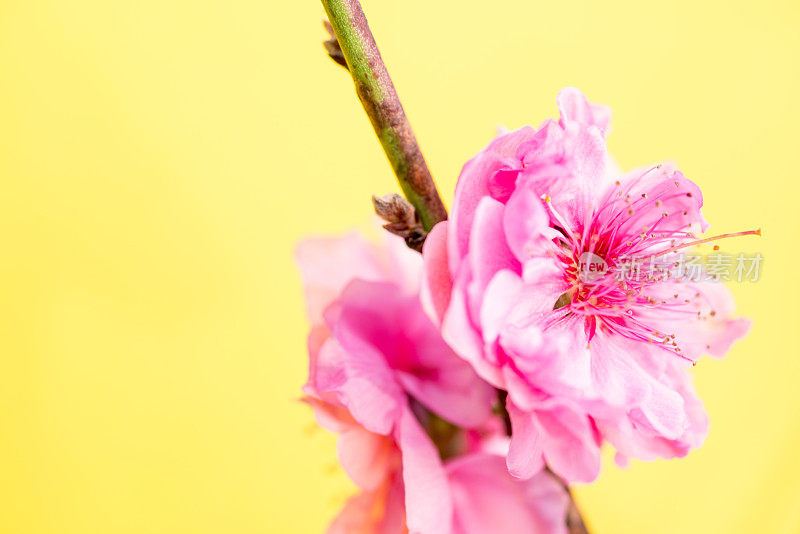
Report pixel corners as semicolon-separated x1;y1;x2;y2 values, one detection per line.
299;232;496;533
447;454;569;534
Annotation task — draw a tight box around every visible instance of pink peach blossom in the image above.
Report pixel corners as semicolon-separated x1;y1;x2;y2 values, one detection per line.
297;233;495;533
422;88;752;481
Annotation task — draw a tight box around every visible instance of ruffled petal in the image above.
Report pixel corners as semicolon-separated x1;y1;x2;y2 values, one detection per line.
442;265;505;388
502;182;558;262
449;127;537;273
395;408;453;534
506;402;546;479
557;87;612;135
467;197;521;310
447;453;569;534
296;233;387;326
338;426;399;491
327;474;407;534
311;337;403;436
640;279;751;360
507;398;601;484
421;221;453;326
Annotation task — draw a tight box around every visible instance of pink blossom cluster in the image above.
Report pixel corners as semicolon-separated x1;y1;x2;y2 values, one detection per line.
297;89;750;533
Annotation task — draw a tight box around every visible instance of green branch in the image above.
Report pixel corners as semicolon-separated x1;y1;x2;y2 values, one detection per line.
321;0;447;232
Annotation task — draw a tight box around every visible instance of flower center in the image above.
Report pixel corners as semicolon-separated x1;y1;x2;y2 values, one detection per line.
542;178;760;360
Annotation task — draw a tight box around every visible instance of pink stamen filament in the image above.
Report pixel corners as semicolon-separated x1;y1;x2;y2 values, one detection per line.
636;229;761;261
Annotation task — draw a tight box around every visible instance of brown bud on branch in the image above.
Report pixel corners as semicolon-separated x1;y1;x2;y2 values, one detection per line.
322;20;347;69
372;194;427;252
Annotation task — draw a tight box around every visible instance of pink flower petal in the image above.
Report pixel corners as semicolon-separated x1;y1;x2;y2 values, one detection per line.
421;221;453;326
557;87;612;134
395;408;453;534
447;454;569;534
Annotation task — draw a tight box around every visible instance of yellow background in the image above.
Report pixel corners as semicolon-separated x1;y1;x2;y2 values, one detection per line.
1;0;798;532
